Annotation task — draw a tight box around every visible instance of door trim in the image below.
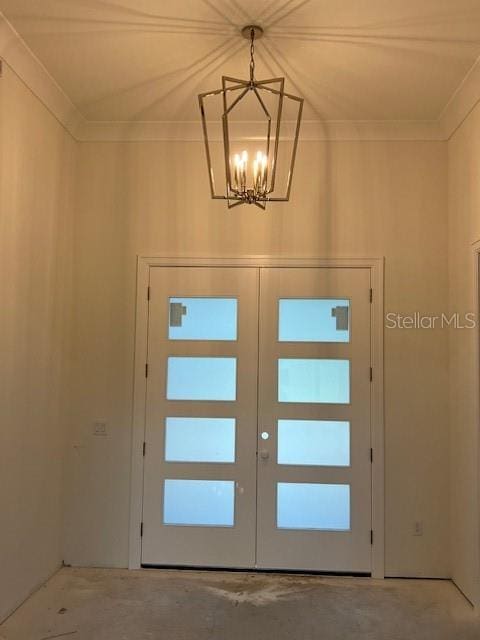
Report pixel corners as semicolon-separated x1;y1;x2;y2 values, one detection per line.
129;256;385;578
470;240;480;609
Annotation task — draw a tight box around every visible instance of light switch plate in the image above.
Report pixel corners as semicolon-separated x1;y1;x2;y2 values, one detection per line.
413;521;423;536
93;421;107;436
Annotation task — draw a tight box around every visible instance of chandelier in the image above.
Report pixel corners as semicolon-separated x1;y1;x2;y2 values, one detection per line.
198;26;304;209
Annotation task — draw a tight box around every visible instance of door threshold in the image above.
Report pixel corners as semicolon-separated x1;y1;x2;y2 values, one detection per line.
141;564;371;578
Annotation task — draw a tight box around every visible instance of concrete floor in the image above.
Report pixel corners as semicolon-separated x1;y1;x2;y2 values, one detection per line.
0;568;478;640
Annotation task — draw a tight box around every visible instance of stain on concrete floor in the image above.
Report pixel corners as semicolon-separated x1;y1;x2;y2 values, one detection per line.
0;567;479;640
201;574;317;606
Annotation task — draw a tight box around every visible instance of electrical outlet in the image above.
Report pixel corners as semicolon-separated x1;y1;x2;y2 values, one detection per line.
413;521;423;536
93;421;107;436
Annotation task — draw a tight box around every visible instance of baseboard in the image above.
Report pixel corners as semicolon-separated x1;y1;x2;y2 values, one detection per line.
384;568;450;581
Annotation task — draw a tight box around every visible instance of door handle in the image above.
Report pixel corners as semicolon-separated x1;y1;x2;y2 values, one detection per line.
260;450;269;460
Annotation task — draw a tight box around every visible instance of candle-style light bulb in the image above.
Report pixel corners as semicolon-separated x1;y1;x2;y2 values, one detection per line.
254;151;265;194
240;150;247;190
253;158;259;193
261;154;268;192
233;153;241;191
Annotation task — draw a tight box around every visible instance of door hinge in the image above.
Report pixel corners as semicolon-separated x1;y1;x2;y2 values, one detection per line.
147;286;150;301
369;288;373;303
370;530;373;545
143;442;146;457
370;448;373;463
145;363;149;378
369;366;373;381
140;522;144;537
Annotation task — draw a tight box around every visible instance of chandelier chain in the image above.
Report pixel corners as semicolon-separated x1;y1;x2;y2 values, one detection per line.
249;27;255;83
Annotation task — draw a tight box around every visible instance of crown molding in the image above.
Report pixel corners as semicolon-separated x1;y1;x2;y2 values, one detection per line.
0;12;85;137
76;119;443;142
438;53;480;140
0;12;478;143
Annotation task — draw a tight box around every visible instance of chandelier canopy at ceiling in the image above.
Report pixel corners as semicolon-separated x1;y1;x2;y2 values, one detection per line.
198;25;304;210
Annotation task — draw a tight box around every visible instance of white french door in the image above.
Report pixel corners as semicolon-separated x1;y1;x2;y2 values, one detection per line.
141;266;373;572
256;268;371;572
142;267;258;567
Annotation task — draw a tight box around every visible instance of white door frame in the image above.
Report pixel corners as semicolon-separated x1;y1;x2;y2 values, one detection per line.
129;255;385;578
471;241;480;609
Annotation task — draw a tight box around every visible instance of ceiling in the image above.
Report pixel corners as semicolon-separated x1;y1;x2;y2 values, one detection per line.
1;0;480;123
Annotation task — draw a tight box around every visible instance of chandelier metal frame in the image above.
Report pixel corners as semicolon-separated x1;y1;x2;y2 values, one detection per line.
198;26;304;209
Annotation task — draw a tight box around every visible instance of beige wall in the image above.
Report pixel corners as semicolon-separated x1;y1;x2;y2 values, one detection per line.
4;20;480;607
65;138;450;577
0;66;76;620
448;106;480;604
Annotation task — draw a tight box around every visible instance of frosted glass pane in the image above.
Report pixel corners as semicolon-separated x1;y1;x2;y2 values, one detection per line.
279;299;350;342
167;357;236;401
277;483;350;530
278;420;350;466
169;298;237;341
278;359;350;403
165;417;235;463
163;479;234;527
